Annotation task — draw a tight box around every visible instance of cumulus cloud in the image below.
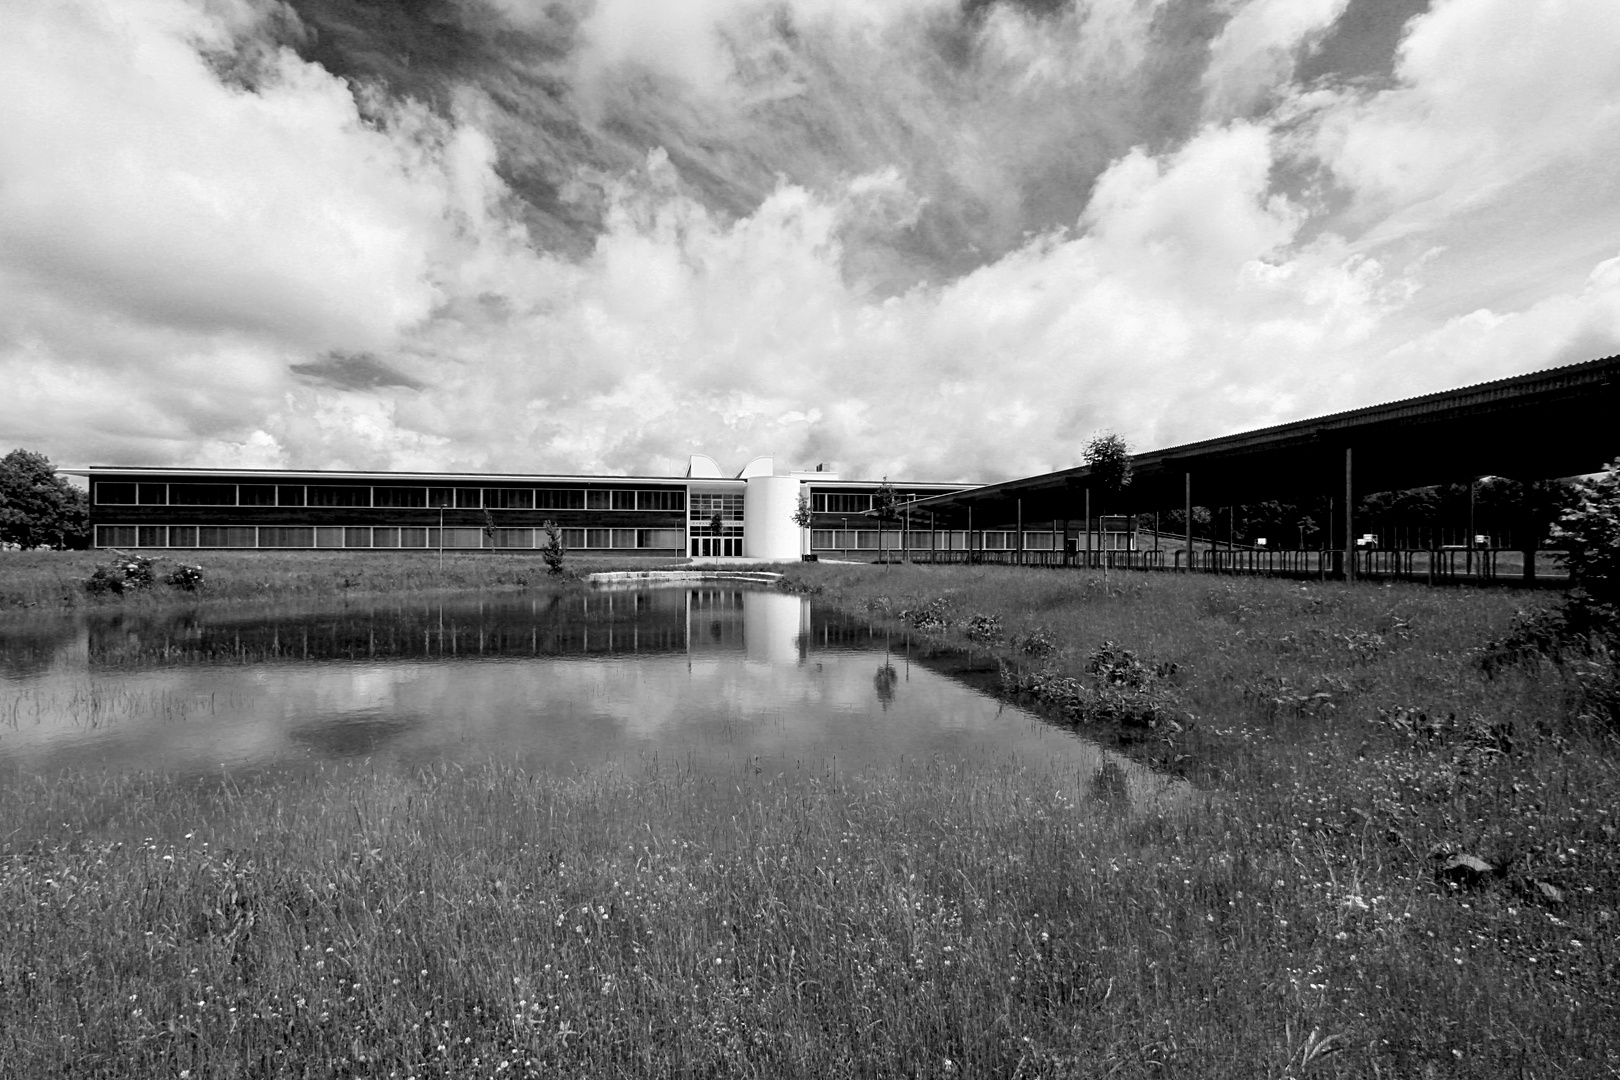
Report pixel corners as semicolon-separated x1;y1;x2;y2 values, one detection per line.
1202;0;1350;119
1319;0;1620;211
5;0;1620;485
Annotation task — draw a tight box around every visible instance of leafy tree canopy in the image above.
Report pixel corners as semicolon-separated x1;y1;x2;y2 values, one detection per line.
1082;432;1133;503
872;478;901;523
0;449;89;550
790;490;815;529
1555;461;1620;609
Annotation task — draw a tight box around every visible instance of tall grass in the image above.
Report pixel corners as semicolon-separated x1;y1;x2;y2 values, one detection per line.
2;564;1617;1076
0;550;686;611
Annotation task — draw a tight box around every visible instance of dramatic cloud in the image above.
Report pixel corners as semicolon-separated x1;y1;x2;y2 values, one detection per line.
1202;0;1350;119
4;0;1620;482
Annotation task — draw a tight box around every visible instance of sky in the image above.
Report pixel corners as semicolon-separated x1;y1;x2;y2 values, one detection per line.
4;0;1619;483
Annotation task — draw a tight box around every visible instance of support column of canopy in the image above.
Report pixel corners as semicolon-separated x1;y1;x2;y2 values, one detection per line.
1084;487;1092;570
1183;471;1193;573
1344;446;1356;584
1017;499;1024;566
1467;477;1476;579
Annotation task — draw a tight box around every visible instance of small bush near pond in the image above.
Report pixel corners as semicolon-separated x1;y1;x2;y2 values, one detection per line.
82;552;157;595
963;611;1002;643
165;562;206;592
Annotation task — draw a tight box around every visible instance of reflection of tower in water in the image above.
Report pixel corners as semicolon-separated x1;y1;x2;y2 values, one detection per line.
680;589;810;663
742;591;808;665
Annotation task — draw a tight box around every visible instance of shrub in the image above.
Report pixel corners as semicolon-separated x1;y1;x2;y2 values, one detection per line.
82;566;126;596
1016;625;1058;657
165;563;206;592
1000;650;1182;732
1554;458;1620;615
540;520;566;576
963;612;1002;643
83;552;156;596
897;597;952;632
1478;462;1620;701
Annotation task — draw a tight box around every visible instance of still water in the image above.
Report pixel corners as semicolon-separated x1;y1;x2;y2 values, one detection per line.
0;586;1177;802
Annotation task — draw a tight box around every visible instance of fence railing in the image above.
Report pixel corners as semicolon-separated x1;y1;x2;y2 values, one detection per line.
878;546;1564;585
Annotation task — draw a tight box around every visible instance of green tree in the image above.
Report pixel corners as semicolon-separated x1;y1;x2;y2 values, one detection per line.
1082;432;1133;505
1083;433;1132;575
790;489;815;558
873;478;900;564
1555;461;1620;610
539;520;567;575
0;449;88;549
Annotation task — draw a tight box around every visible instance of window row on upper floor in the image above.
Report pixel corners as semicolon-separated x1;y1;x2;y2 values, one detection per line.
688;493;745;520
93;482;684;512
94;524;687;550
809;491;934;515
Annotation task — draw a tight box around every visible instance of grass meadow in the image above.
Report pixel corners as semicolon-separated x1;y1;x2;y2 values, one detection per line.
0;549;685;611
1;559;1616;1076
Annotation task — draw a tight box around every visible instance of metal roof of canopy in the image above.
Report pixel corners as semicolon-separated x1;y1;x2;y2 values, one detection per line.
906;355;1620;526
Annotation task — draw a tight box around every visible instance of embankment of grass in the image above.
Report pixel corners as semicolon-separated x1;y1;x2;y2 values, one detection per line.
2;564;1616;1076
0;550;692;611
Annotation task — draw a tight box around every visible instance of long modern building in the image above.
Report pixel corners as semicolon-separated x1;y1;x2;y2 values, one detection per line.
68;456;968;562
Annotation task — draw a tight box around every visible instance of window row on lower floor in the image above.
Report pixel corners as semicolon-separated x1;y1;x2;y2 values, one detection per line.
95;525;687;550
810;530;1072;551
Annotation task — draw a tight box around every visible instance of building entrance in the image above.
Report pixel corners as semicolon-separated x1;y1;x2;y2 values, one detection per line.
691;532;743;557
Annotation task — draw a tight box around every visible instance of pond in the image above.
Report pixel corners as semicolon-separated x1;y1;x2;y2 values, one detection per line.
0;586;1179;806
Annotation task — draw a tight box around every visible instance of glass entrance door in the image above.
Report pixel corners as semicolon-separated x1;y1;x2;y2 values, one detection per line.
690;532;743;557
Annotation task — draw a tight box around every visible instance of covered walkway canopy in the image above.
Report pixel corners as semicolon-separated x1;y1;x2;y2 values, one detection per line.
904;355;1620;576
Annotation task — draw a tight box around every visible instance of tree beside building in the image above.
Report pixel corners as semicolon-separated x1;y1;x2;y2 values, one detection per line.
0;449;89;549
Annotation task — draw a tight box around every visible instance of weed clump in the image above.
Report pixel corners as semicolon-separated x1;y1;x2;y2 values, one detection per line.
1015;625;1058;657
897;596;951;632
1003;641;1183;733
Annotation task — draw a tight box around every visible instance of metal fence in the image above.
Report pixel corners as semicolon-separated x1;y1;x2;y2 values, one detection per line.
880;546;1565;585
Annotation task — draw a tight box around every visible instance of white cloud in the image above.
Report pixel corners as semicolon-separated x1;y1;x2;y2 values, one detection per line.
1202;0;1350;119
1313;0;1620;237
5;0;1620;487
0;0;533;466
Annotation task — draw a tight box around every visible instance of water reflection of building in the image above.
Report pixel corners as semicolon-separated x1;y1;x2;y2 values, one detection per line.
82;588;815;667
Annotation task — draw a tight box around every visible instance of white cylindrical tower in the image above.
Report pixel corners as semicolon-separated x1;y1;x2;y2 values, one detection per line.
742;475;803;561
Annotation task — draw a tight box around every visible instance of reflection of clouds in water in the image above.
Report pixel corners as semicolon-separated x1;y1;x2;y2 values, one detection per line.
299;666;422;719
0;589;1188;812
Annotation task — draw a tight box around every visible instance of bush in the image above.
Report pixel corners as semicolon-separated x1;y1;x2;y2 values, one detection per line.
897;597;952;633
1554;459;1620;614
963;612;1002;643
540;520;566;576
165;563;206;592
1016;625;1058;657
82;566;127;596
83;552;157;596
1001;642;1184;733
1479;462;1620;692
